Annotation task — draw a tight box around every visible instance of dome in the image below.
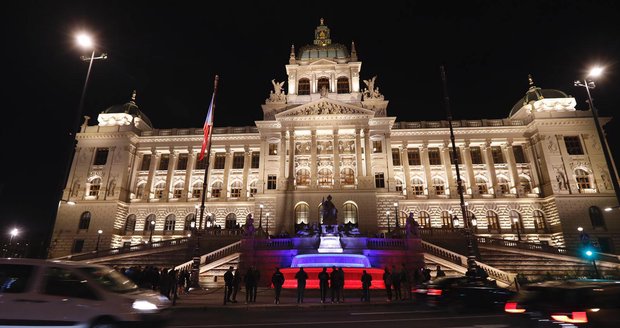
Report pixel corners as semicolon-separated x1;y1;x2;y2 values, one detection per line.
101;92;153;128
508;77;571;118
298;43;349;60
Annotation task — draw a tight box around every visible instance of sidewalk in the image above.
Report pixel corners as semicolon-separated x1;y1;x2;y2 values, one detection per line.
173;286;412;309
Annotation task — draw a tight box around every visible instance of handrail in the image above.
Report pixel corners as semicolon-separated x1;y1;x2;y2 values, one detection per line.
175;241;242;272
54;237;190;261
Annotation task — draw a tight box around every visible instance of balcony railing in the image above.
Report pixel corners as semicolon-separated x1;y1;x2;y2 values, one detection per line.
55;237;190;261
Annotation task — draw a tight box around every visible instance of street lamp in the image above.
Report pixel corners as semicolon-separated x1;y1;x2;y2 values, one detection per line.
95;229;102;252
513;217;522;241
574;67;620;206
386;211;391;233
9;228;19;245
148;220;155;244
194;204;200;230
393;202;400;227
258;204;264;228
266;213;270;237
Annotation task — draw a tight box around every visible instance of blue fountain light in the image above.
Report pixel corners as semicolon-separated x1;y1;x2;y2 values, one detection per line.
291;253;371;268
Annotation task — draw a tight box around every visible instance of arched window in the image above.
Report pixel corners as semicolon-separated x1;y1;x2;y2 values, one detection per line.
88;178;101;197
230;181;242;198
78;212;91;230
589;206;606;228
395;179;404;194
441;211;452;228
125;214;136;233
295;203;310;224
136;183;145;199
296;169;311;186
184;214;194;231
432;178;445;195
317;203;324;222
576;169;591;191
487;211;500;232
476;177;489;194
192;182;203;199
249;180;258;197
154;182;166;199
342;202;358;224
225;213;237;229
411;178;425;195
144;214;156;231
164;214;176;231
510;210;523;233
318;168;332;186
337;77;349;94
532;210;546;232
298;78;310;95
467;211;477;228
497;176;510;195
211;181;223;198
317;77;330;93
519;176;532;194
418;211;431;227
340;168;355;185
173;182;184;198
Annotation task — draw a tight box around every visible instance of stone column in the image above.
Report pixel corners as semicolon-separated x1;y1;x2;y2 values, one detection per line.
206;151;216;197
222;146;232;199
127;146;140;200
144;148;158;200
355;128;363;180
241;145;251;199
421;144;433;196
364;128;372;176
278;131;286;190
462;142;476;196
524;141;540;192
483;141;498;196
311;129;318;187
164;149;177;200
182;148;195;200
288;129;295;189
441;143;455;197
504;141;520;196
258;137;267;193
402;143;412;198
333;129;341;188
385;132;395;191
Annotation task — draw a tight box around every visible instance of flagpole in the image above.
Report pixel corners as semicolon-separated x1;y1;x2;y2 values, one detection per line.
191;75;219;289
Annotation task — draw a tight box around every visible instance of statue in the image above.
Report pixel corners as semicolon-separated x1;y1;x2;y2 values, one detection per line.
244;213;256;237
267;79;286;102
363;76;376;95
272;79;285;96
321;195;338;226
362;75;382;99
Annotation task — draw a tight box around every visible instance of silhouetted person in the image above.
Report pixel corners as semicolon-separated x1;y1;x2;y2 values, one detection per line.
251;266;260;302
382;267;392;301
435;265;446;278
271;267;285;304
295;267;308;303
231;268;241;302
391;264;401;300
361;270;372;302
318;267;330;303
400;263;412;300
223;266;234;304
338;267;346;302
244;267;256;304
330;266;340;303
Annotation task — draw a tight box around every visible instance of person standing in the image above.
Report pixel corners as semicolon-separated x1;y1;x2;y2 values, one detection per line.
361;270;372;302
337;267;346;302
391;264;401;301
401;263;412;300
318;267;330;303
231;268;241;303
271;267;285;304
244;267;255;304
382;267;392;302
330;266;340;303
295;267;308;303
223;266;234;304
252;266;260;302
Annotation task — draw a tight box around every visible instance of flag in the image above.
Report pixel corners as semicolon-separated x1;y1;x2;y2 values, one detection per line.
198;93;215;161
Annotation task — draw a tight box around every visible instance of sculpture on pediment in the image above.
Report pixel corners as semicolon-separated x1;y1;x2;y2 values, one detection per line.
267;79;286;102
362;75;383;100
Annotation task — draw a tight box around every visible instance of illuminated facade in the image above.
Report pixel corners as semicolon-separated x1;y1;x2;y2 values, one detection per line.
50;20;619;258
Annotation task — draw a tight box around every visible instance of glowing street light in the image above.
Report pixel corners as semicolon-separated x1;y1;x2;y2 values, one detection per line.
258;204;264;228
95;229;103;252
266;213;270;237
9;228;19;245
148;220;156;244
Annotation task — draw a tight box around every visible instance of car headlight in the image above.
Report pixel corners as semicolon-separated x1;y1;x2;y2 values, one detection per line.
132;300;158;311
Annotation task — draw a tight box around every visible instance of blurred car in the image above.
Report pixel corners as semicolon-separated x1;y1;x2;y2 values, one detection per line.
504;279;620;327
415;276;515;312
0;258;172;328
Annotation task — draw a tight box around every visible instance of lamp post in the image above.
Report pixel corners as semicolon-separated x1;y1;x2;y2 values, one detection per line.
513;217;522;241
574;67;620;206
6;228;19;258
258;204;264;229
95;229;103;252
194;204;200;230
386;211;391;233
266;213;270;237
393;202;400;227
148;220;155;244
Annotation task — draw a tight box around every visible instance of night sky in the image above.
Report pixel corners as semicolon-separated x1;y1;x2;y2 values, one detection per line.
3;1;620;257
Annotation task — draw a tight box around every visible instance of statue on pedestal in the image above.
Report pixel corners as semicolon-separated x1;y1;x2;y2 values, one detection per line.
321;195;338;226
244;213;256;237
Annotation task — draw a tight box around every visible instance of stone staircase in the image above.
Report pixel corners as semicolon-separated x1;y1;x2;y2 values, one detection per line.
198;254;241;288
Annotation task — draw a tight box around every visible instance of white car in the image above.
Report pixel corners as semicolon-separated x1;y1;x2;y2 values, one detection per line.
0;258;172;328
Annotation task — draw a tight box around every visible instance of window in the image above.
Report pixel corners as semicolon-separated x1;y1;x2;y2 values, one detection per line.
251;152;260;168
93;148;109;165
470;147;483;164
520;177;532;194
298;78;310;95
337;77;349;94
71;239;85;253
225;213;236;229
589;206;606;228
124;214;136;233
214;153;226;169
164;214;176;231
184;214;194;231
432;177;445;195
296;169;311;186
564;136;584;155
317;77;330;93
269;143;278;155
417;211;431;227
342;202;358;224
513;145;526;163
340;168;355;185
232;152;244;169
78;212;91;230
173;182;184;198
43;267;97;299
441;211;452;228
576;169;591;191
533;210;546;232
428;148;441;165
295;203;310;224
249;181;257;197
318;169;332;186
230;181;242;198
177;154;188;170
88;178;101;197
497;177;510;195
211;182;223;198
510;211;523;233
395;179;403;193
154;182;165;199
392;148;401;166
144;214;156;231
487;211;500;231
449;147;461;165
491;146;505;164
192;182;203;199
476;177;489;194
267;175;277;190
407;148;421;165
375;172;385;188
195;155;208;169
411;178;425;195
372;140;382;153
140;154;151;171
158;154;169;170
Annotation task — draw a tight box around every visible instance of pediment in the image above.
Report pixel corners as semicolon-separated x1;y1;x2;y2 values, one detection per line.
309;58;338;66
275;98;375;119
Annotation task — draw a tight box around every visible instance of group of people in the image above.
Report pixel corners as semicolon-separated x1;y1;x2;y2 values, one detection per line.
223;265;260;304
381;264;445;302
116;265;191;305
